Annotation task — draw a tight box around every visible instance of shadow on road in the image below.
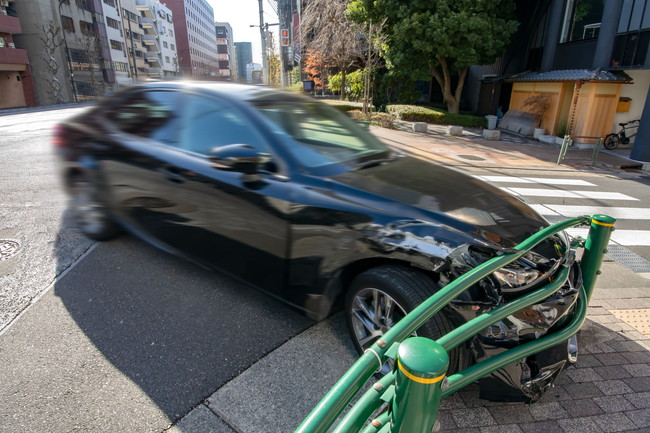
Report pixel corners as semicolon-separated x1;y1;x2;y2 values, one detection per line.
50;206;313;427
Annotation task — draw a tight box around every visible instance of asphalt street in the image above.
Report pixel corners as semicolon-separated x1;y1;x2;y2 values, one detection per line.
1;107;649;432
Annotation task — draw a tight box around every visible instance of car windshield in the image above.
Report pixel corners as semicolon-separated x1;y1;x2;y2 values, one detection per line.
254;99;390;169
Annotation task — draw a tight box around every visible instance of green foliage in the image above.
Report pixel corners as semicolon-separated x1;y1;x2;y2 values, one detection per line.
348;110;397;129
322;100;363;113
349;0;518;72
387;104;486;128
329;69;366;101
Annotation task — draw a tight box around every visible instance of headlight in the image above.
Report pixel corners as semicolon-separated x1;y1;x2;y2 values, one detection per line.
493;267;542;289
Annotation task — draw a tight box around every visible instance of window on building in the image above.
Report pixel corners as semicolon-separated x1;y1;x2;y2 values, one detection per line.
80;21;94;35
106;17;120;30
560;0;605;43
163;41;168;48
103;0;116;7
62;16;75;33
169;29;173;36
110;39;123;51
171;43;175;50
165;56;170;63
135;50;144;58
75;0;89;10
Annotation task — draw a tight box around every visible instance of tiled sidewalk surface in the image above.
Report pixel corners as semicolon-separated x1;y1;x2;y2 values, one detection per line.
373;123;646;173
436;261;650;433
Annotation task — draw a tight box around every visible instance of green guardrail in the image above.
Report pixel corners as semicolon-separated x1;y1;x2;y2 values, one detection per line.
296;214;615;433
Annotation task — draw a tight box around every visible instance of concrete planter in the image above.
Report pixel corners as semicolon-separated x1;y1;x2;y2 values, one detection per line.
482;129;501;140
413;122;428;133
447;125;463;136
533;128;546;139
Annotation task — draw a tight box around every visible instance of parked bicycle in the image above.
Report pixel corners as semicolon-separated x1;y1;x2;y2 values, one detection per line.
603;119;639;149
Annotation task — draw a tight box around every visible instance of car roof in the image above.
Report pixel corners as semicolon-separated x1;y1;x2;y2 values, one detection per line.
131;80;303;103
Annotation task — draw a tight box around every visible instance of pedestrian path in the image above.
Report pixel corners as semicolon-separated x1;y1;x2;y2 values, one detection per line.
474;174;650;273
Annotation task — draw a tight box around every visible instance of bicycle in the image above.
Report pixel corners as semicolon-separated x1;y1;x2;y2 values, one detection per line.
603;119;639;149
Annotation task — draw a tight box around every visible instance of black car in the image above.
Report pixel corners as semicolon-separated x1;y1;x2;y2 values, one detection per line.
55;82;580;402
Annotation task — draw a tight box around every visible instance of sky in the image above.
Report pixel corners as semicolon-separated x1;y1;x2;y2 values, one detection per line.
207;0;280;64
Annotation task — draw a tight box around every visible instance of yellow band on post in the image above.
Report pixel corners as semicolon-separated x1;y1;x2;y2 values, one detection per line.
397;360;446;384
592;219;614;227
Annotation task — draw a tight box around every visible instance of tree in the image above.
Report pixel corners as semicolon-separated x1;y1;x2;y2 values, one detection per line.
301;0;363;100
303;49;327;94
266;31;281;86
349;0;519;113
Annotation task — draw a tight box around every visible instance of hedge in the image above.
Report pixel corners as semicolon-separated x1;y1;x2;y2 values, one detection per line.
321;100;363;113
387;104;486;128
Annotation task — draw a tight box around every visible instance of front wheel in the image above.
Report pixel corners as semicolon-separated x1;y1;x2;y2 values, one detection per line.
603;133;620;150
345;265;458;375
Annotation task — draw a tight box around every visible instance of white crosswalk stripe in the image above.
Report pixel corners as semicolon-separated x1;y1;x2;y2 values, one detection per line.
476;175;650;249
529;204;650;220
476;176;596;186
501;187;638;201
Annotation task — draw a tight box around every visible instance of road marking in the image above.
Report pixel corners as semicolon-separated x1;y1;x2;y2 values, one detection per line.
475;176;596;186
502;187;639;201
565;228;650;246
530;205;650;220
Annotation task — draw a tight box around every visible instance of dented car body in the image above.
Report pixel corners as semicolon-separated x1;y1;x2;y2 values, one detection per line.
56;82;579;402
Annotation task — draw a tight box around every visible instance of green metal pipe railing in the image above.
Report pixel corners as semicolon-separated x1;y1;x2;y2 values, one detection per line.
296;215;614;433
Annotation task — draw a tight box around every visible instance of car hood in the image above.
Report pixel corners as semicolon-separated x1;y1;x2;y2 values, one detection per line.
329;156;548;249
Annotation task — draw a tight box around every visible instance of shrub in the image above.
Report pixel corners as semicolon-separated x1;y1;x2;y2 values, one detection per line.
387;104;486;128
347;110;396;129
322;100;363;113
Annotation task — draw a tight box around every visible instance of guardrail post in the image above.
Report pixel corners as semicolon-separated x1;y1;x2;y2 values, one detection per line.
556;135;571;165
591;137;603;165
391;337;448;433
580;214;616;303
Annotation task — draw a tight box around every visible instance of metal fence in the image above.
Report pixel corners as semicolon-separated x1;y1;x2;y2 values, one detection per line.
296;215;615;433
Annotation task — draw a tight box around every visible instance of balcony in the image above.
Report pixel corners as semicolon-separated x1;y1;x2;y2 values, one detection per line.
144;52;161;66
0;46;28;64
142;34;160;52
139;17;158;35
135;1;154;19
0;14;21;34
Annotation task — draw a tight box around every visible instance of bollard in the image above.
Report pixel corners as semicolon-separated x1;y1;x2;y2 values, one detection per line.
591;138;603;165
391;337;448;433
580;214;616;303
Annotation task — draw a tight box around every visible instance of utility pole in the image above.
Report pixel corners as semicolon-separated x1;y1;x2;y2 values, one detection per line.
258;0;268;84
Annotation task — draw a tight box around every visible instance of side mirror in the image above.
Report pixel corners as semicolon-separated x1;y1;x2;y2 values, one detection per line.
208;144;270;175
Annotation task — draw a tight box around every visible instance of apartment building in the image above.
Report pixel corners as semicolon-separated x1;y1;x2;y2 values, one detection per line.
136;0;177;78
0;0;36;108
214;21;233;80
164;0;218;78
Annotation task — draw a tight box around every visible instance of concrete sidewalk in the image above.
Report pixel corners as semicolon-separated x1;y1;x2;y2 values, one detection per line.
372;122;647;173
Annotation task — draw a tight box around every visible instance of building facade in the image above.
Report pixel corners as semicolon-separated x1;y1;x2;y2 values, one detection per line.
246;62;262;84
136;0;177;78
164;0;217;78
234;41;251;83
473;0;650;161
214;21;233;80
0;1;36;109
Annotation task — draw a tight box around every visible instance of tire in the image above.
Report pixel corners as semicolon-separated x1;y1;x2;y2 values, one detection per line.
603;134;620;150
345;265;459;375
71;175;121;241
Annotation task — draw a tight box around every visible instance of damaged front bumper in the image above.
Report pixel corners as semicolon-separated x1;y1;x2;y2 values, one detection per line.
449;262;583;402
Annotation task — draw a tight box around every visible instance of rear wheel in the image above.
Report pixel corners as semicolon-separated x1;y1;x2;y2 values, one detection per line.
603;133;620;150
71;175;121;241
345;265;458;375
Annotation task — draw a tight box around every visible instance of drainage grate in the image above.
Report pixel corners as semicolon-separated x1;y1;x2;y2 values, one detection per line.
609;309;650;337
605;244;650;273
0;239;21;261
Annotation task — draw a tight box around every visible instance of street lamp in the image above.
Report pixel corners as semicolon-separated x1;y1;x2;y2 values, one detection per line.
58;0;77;102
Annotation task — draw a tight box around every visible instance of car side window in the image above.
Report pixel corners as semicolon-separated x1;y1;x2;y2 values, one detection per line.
180;94;269;155
106;90;182;144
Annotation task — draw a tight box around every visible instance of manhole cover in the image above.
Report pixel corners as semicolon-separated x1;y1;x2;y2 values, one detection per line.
0;239;21;261
610;309;650;337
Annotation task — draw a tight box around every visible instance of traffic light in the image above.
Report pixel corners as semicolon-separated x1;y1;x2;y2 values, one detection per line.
281;28;290;47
